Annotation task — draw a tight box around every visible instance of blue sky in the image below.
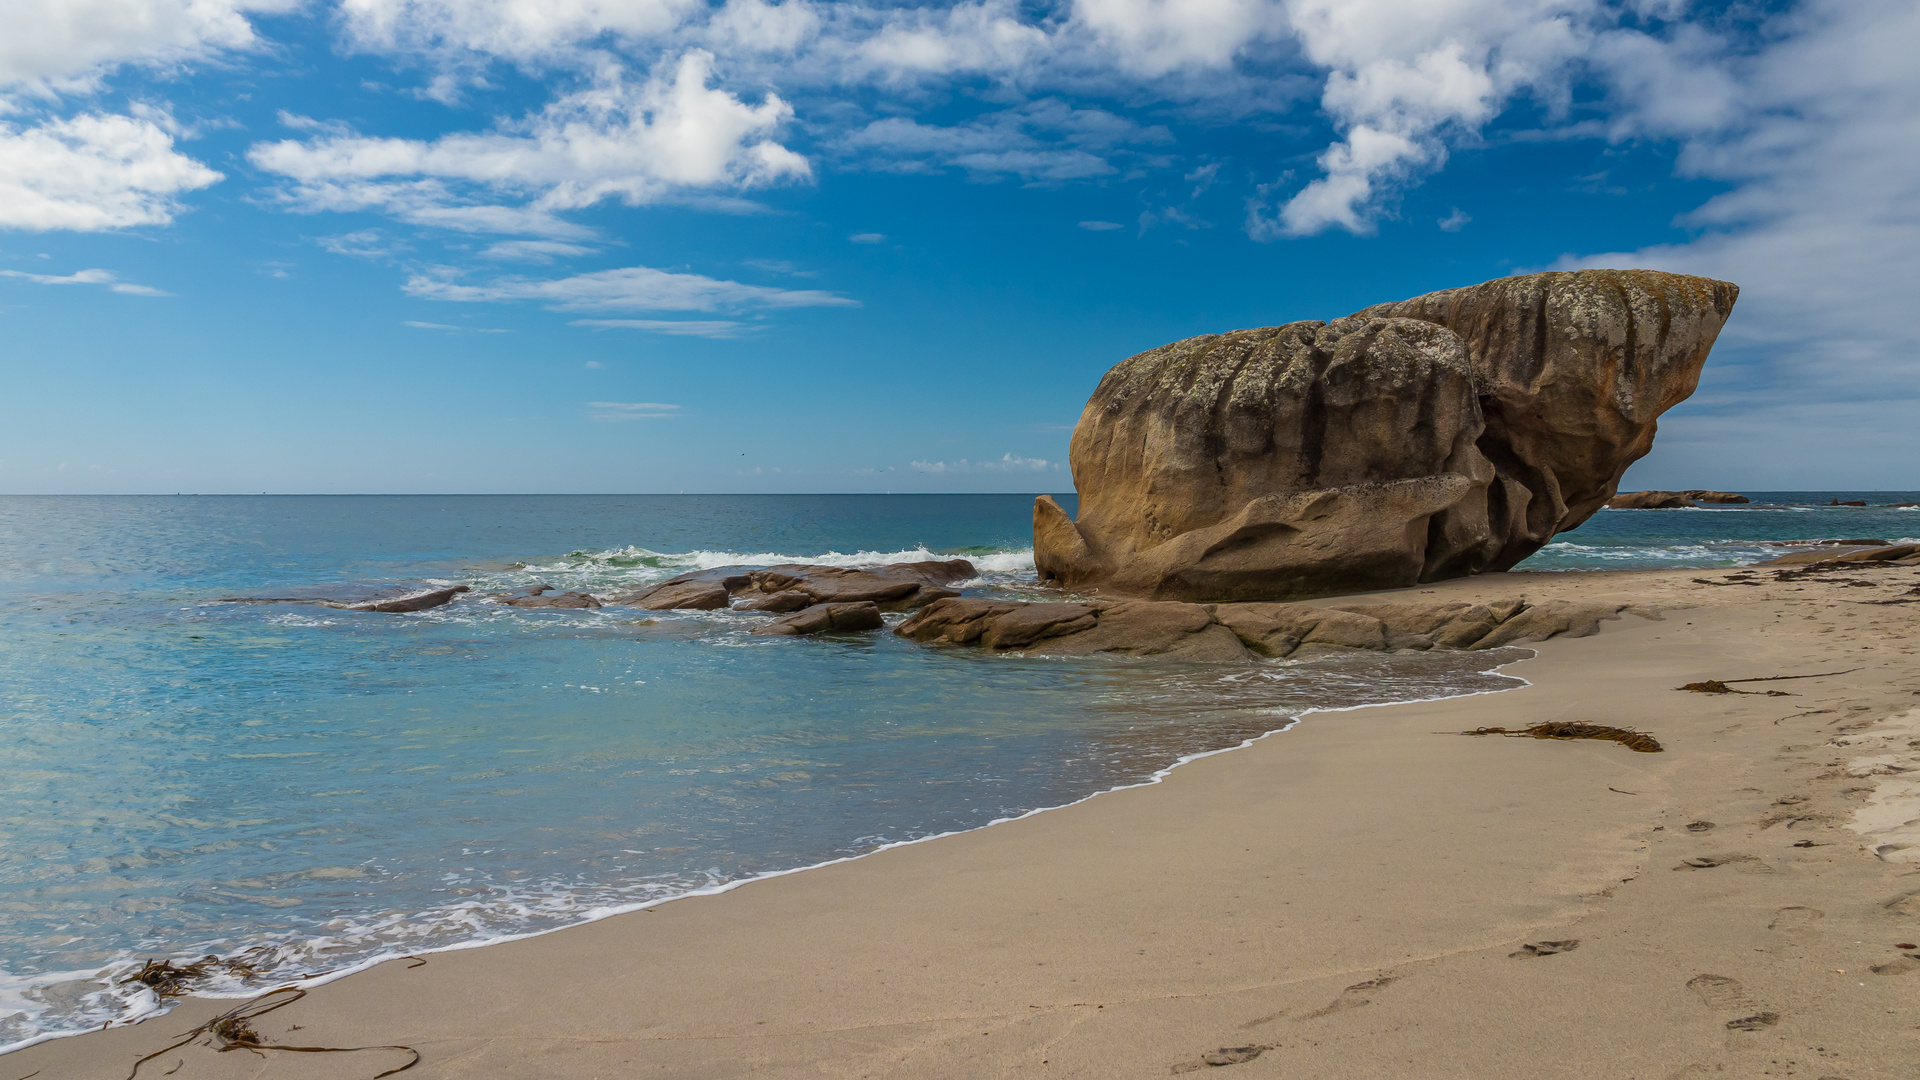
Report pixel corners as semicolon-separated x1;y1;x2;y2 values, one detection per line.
2;0;1914;494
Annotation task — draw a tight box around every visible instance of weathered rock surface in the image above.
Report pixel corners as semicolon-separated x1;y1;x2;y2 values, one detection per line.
1683;490;1749;504
500;590;603;609
896;595;1647;661
1757;543;1920;567
616;560;975;620
752;601;886;636
1607;490;1695;509
1036;269;1738;601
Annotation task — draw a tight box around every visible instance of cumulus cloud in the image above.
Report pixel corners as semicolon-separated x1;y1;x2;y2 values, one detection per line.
0;0;295;91
339;0;702;63
249;50;809;235
1070;0;1285;77
0;266;168;294
1252;0;1593;237
0;112;219;230
405;263;856;312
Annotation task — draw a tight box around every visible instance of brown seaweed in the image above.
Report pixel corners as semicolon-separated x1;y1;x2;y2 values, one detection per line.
1458;722;1662;753
1679;668;1860;693
126;987;417;1080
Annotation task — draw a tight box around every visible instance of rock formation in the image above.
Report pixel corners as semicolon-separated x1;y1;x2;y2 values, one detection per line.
1607;490;1694;510
896;595;1653;662
1035;269;1738;601
1606;490;1749;509
618;560;975;614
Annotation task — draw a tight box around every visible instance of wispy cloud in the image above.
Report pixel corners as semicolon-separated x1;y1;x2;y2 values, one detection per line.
911;453;1056;473
403;320;509;332
0;267;167;295
481;239;594;263
589;401;680;422
848;232;886;244
571;318;750;338
407;264;856;313
1078;220;1123;231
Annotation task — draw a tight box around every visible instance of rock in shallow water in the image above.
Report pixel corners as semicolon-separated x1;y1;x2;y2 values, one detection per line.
751;601;886;636
1036;269;1738;601
619;560;973;613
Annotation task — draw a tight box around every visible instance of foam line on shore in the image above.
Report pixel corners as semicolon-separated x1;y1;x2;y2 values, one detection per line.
2;648;1536;1056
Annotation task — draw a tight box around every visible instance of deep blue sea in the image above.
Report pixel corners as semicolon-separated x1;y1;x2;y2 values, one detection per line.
0;492;1914;1049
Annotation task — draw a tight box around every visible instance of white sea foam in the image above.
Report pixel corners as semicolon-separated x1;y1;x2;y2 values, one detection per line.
527;546;1035;579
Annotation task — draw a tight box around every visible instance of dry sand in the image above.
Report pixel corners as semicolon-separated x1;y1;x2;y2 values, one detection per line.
11;562;1920;1079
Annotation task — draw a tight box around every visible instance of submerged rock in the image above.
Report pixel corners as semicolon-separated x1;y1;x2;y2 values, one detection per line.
1036;269;1738;601
751;601;886;636
500;590;602;609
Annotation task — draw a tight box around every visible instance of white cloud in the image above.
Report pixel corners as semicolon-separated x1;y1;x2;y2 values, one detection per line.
1557;0;1920;458
1070;0;1285;77
848;231;885;243
0;113;221;231
0;266;167;295
1255;0;1593;237
911;453;1056;473
338;0;703;63
1078;219;1122;230
481;239;594;262
1436;206;1469;231
406;264;856;312
571;317;750;337
250;50;809;235
0;0;296;91
402;319;510;331
588;400;681;421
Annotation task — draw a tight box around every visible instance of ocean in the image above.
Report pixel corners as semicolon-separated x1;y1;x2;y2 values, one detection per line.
1;491;1914;1050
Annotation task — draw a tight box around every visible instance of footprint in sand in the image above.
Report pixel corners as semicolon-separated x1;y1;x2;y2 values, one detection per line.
1299;975;1397;1020
1170;1044;1273;1073
1869;955;1920;976
1687;974;1780;1031
1510;939;1580;958
1768;906;1825;931
1674;853;1773;873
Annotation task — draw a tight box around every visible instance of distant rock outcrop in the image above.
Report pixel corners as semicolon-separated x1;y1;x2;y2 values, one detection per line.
1607;490;1694;510
1683;490;1749;504
1035;269;1739;601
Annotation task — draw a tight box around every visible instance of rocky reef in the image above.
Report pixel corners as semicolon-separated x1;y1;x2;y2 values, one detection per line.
1035;269;1739;601
1607;490;1750;509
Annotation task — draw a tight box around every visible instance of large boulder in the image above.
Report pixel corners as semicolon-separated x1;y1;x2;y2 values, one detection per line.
1036;269;1738;600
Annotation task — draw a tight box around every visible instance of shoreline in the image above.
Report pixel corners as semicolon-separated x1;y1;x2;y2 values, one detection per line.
0;636;1540;1058
10;562;1920;1077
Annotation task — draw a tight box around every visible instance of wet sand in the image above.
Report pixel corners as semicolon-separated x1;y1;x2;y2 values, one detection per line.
11;562;1920;1079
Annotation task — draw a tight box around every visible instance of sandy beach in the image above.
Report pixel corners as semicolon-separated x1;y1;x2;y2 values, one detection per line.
11;559;1920;1079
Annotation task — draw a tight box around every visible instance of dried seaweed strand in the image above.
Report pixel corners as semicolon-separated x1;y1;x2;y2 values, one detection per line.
1457;722;1663;753
125;988;418;1080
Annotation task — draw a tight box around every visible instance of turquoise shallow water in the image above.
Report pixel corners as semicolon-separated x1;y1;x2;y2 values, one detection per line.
0;492;1910;1048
